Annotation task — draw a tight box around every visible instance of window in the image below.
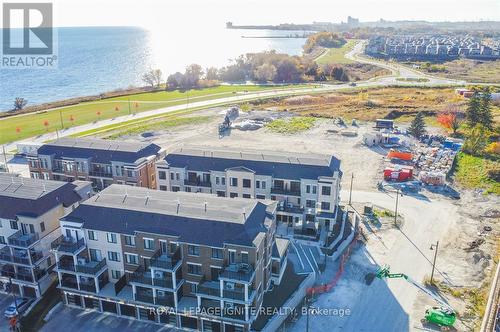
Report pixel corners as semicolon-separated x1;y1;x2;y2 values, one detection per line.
124;235;135;246
228;250;236;264
111;270;122;279
188;245;200;256
229;192;238;198
10;221;18;230
189;282;198;293
40;222;45;232
185;187;191;192
159;171;167;180
107;251;120;262
256;180;260;189
261;181;266;189
306;200;316;208
143;238;154;250
187;263;202;275
322;186;331;196
243;179;251;188
0;236;5;245
221;177;226;185
256;194;266;200
230;177;238;187
125;253;139;265
88;230;97;241
159;185;167;191
306;185;311;194
215;177;220;185
241;252;249;264
216;191;226;197
107;233;117;243
0;220;2;227
242;194;251;199
89;248;101;261
170;172;174;180
321;202;331;210
312;186;317;194
212;248;223;259
176;173;180;181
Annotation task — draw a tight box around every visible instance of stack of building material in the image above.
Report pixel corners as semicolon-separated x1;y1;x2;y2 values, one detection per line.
419;171;446;185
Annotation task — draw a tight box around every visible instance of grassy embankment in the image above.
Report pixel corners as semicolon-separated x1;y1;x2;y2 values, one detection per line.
315;40;357;65
0;84;307;145
409;59;500;83
454;152;500;195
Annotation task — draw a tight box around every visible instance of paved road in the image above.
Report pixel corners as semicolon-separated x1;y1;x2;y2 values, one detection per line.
40;307;174;332
1;41;465;153
290;189;460;332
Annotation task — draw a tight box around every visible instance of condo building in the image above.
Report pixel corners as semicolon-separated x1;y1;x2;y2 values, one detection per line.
28;138;164;190
53;184;287;332
156;148;342;243
0;174;92;298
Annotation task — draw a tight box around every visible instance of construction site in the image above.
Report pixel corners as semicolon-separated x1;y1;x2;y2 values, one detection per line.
71;104;499;332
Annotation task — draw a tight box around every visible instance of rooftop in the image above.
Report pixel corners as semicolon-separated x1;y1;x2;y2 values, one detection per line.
37;138;162;164
162;147;341;180
63;185;276;247
0;174;83;219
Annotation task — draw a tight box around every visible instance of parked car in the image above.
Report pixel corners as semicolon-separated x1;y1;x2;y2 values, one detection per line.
4;298;31;318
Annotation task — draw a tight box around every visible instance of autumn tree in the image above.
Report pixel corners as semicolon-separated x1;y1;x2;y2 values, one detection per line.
462;124;490;156
253;63;277;82
437;105;463;136
142;69;163;88
205;67;220;81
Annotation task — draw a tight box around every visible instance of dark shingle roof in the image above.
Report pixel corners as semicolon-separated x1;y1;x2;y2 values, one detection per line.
164;148;341;181
38;138;161;164
62;185;275;247
0;174;82;219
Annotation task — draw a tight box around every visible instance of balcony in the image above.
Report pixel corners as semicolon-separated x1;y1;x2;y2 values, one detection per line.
135;292;154;305
220;263;255;283
128;270;174;289
0;269;47;283
198;281;221;297
223;287;253;301
155;294;175;307
88;170;113;178
79;281;97;293
277;203;304;215
184;179;211;188
51;236;85;254
150;248;181;271
0;248;43;266
57;258;107;275
270;187;301;196
8;231;40;248
60;277;79;290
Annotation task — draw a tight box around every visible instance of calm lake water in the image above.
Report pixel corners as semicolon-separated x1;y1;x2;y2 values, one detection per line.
0;26;308;111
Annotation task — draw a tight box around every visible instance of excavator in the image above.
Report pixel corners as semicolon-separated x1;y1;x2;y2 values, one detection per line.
376;265;456;329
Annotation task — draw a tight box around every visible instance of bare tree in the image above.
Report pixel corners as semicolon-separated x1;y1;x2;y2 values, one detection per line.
13;97;27;111
142;69;163;88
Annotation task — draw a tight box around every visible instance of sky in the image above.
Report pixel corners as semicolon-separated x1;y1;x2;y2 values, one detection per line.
43;0;500;28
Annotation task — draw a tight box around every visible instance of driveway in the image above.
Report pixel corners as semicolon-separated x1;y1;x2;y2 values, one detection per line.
40;306;176;332
0;294;18;332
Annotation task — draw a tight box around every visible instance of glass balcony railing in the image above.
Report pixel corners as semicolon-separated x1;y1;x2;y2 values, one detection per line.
51;236;85;254
8;231;40;248
220;263;255;282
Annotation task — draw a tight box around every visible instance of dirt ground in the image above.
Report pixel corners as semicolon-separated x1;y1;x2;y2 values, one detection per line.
98;108;499;331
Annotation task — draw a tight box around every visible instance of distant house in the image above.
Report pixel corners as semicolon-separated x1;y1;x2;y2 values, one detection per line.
375;119;394;130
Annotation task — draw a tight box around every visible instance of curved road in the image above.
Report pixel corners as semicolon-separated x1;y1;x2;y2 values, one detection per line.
2;41;465;152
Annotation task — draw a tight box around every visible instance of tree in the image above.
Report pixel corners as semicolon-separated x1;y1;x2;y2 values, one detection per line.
479;88;493;130
166;72;185;89
219;64;246;82
13;97;27;111
142;69;163;88
253;63;277;82
436;105;463;135
462;124;490;156
408;112;426;139
466;91;482;126
184;64;203;87
274;58;303;83
205;67;219;81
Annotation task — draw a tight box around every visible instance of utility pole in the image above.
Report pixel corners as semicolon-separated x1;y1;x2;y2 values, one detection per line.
348;173;354;205
186;91;189;110
2;145;9;173
306;296;310;332
430;241;439;284
394;188;401;227
59;109;64;129
128;98;131;115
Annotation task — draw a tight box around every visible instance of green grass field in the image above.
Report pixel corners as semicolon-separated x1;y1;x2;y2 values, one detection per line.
454;152;500;195
0;84;305;144
266;116;316;134
315;40;356;65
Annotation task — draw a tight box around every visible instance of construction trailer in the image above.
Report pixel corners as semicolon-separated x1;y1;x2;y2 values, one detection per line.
375;119;394;130
384;167;413;182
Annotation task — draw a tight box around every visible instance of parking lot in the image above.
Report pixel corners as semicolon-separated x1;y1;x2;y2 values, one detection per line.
40;307;176;332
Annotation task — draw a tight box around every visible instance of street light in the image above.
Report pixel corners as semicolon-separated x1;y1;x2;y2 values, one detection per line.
394;188;403;228
430;241;439;284
348;173;354;205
